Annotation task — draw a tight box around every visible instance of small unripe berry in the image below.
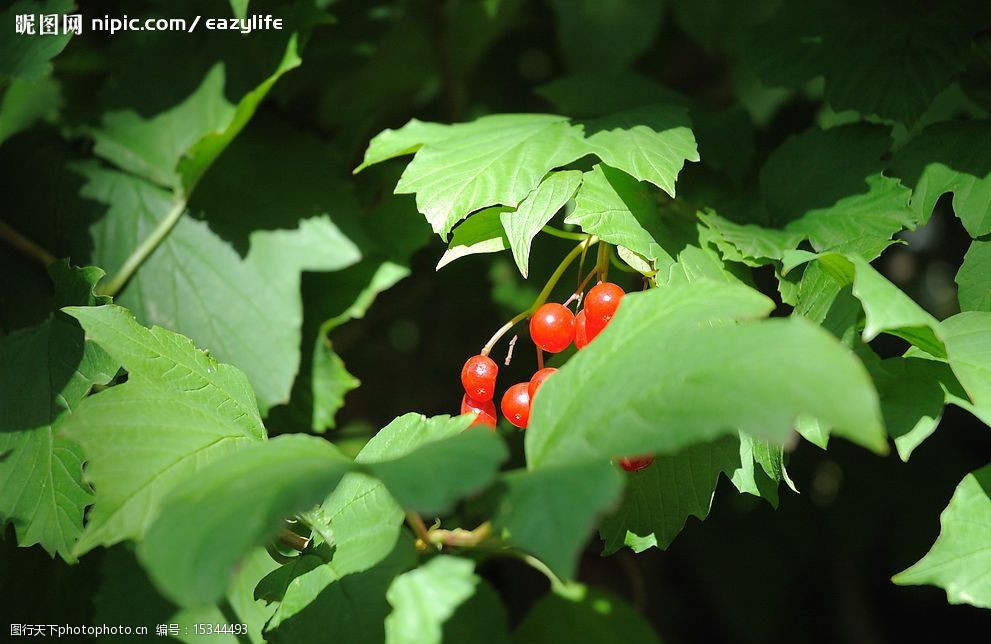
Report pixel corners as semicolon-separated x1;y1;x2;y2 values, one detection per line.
461;394;497;429
500;382;531;429
529;303;575;353
461;354;498;402
528;367;557;401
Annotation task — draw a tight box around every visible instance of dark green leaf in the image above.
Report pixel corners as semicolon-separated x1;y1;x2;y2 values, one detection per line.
514;586;661;644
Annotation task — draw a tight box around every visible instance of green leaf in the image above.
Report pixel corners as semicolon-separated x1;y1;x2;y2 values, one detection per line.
437;207;511;270
746;0;983;124
501;171;583;277
394;114;586;237
0;0;73;81
760;125;914;259
493;462;624;579
942;312;991;420
138;434;353;606
548;0;666;73
514;586;661;644
957;240;991;312
312;413;500;579
0;263;116;560
230;0;250;20
699;210;804;266
537;72;685;119
442;580;511;644
355;119;454;173
792;252;946;358
891;120;991;238
894;464;991;608
79;155;363;413
527;281;886;469
385;555;479;644
91;29;301;191
263;536;417;643
862;353;964;461
60;304;266;554
565;165;665;262
0;75;60;145
600;436;740;554
584;104;699;197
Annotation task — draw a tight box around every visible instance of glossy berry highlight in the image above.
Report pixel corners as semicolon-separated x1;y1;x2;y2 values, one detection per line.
618;454;654;472
461;394;497;429
461;354;498;402
529;303;575;353
528;367;557;401
501;382;531;429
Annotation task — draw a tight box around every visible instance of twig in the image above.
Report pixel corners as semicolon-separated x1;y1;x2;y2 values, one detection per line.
0;220;56;267
277;527;310;552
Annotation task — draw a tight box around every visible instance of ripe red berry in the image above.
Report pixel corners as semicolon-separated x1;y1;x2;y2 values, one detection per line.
585;282;625;336
461;394;497;429
574;310;589;349
618;454;654;472
528;367;557;401
529;303;575;353
461;354;498;402
500;382;531;429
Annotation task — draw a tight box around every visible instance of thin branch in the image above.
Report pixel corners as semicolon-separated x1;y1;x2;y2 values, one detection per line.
0;220;56;267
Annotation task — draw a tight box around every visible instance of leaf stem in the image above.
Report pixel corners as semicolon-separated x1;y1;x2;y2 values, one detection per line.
277;527;311;552
481;237;598;356
406;511;435;550
0;220;56;268
541;225;589;241
100;196;187;297
596;240;610;282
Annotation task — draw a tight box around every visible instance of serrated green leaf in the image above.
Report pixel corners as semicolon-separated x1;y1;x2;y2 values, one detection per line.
355;119;454;173
514;586;661;644
957;240;991;312
0;0;73;81
565;165;665;262
493;462;624;579
385;555;479;644
894;464;991;608
891;120;991;238
585;104;699;197
548;0;665;74
263;535;416;643
600;436;740;554
79;154;362;413
699;210;804;266
760;125;914;259
395;114;586;237
501;170;582;277
0;263;116;560
139;434;354;606
60;304;266;555
942;312;991;420
311;413;498;579
526;281;886;469
437;207;510;269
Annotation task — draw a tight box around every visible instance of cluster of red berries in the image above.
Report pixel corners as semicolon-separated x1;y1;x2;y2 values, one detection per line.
458;281;654;473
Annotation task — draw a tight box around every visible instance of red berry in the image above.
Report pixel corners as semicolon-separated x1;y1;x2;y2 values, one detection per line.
529;303;575;353
585;282;625;336
574;310;589;349
528;367;557;401
618;454;654;472
500;382;531;429
461;354;498;402
461;394;497;429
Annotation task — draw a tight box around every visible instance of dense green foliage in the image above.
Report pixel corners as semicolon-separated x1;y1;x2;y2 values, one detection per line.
1;0;990;641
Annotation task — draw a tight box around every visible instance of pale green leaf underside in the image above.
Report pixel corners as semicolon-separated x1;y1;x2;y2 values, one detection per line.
526;281;886;469
941;312;991;420
355;119;454;173
894;464;991;608
437;207;510;269
957;241;991;312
